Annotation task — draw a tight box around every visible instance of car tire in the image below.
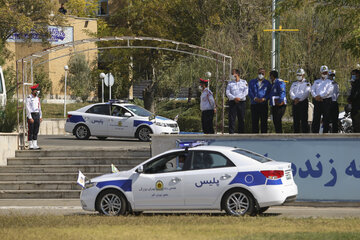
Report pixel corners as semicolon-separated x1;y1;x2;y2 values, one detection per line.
223;189;255;216
74;124;90;140
97;137;107;140
136;126;152;142
96;189;127;216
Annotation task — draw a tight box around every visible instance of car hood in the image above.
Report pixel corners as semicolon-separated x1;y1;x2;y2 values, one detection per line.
153;116;177;123
91;170;132;182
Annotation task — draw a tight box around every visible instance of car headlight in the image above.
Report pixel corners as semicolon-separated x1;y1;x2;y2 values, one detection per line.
155;122;167;127
85;180;96;189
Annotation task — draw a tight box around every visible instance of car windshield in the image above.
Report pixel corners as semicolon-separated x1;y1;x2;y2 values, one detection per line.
232;149;272;163
124;104;153;117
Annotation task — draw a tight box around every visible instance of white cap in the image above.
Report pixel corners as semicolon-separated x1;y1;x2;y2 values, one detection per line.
320;65;329;73
329;69;336;76
296;68;305;75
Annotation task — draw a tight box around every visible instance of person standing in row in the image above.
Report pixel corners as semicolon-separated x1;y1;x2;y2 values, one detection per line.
226;69;248;134
269;70;287;133
199;78;216;134
348;69;360;133
26;84;42;149
329;70;339;133
289;68;311;133
311;65;334;133
248;68;271;133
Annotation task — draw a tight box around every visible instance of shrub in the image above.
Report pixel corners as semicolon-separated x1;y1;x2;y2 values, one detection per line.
0;100;19;132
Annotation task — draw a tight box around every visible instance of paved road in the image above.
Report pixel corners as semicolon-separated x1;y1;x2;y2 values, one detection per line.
37;135;151;150
0;200;360;218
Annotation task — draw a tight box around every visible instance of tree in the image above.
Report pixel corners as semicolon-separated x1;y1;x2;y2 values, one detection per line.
65;0;99;18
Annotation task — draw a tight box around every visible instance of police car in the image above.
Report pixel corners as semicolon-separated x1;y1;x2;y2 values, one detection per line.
78;146;298;216
65;101;179;141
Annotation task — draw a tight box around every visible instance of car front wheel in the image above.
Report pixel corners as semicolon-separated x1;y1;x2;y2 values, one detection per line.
96;190;127;216
223;189;255;216
74;124;90;140
136;126;152;142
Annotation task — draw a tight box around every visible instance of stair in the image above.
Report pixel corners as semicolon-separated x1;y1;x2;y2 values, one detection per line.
0;148;150;199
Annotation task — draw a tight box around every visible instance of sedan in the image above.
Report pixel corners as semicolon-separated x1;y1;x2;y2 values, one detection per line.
65;101;179;141
79;145;298;216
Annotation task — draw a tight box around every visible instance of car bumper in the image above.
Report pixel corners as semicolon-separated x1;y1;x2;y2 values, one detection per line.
80;186;101;212
152;126;180;135
254;183;298;208
64;122;75;134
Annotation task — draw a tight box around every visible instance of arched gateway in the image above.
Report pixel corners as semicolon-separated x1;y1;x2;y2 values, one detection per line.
16;36;232;149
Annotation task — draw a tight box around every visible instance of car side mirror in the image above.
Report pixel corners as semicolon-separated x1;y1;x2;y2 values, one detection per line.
136;165;144;173
124;112;132;117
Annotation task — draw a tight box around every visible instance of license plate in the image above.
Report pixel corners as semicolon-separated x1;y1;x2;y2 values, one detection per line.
285;170;292;180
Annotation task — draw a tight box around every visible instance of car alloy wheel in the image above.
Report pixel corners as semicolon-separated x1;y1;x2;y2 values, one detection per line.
224;189;254;216
137;126;151;141
99;192;125;216
75;125;90;140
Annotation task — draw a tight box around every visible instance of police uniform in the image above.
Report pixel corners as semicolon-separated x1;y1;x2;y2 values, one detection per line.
269;78;287;133
26;84;42;149
226;78;248;133
311;78;334;133
290;79;311;133
248;78;271;133
330;80;339;133
200;79;215;134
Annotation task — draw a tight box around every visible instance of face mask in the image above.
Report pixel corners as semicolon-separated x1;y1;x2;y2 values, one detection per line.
351;75;357;80
296;76;303;81
258;74;264;80
198;86;203;91
321;74;328;79
230;75;236;81
36;91;40;96
332;77;335;80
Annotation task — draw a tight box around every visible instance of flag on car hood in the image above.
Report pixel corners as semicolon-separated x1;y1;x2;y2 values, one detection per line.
111;164;120;173
77;170;86;188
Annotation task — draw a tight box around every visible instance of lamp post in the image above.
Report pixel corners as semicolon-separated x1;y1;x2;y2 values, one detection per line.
64;65;68;118
100;72;106;103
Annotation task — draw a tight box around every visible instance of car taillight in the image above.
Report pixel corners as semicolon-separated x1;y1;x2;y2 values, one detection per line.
260;170;284;180
67;114;72;119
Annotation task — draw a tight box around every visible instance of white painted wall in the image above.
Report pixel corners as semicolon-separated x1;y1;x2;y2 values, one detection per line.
0;133;18;165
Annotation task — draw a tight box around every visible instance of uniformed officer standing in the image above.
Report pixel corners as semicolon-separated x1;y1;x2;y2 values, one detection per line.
329;70;339;133
348;69;360;132
226;69;248;133
199;78;216;134
311;65;334;133
269;70;287;133
26;84;42;149
248;68;271;133
289;68;311;133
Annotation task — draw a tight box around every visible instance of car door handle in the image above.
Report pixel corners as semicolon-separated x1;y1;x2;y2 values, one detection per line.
220;174;232;180
171;177;181;183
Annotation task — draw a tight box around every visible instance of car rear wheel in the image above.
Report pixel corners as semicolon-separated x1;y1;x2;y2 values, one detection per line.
136;126;152;142
96;190;127;216
223;189;255;216
74;124;90;140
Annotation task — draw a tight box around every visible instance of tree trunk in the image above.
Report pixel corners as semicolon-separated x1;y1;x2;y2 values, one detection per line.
187;87;192;105
142;65;156;113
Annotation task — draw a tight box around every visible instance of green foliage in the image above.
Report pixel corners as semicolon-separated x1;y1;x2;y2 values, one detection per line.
0;100;18;132
33;67;52;98
65;0;99;18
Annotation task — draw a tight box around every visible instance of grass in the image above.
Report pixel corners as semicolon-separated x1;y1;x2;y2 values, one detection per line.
41;103;89;119
0;215;360;240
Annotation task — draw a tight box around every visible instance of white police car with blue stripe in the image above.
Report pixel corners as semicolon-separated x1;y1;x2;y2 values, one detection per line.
65;101;179;141
78;146;298;216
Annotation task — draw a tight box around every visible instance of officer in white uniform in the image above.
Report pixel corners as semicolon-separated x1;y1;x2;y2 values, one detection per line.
226;69;248;133
311;65;334;133
199;78;216;134
329;70;339;133
26;84;42;149
290;68;311;133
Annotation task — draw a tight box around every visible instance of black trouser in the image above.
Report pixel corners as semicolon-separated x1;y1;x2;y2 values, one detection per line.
312;98;332;133
201;110;214;134
251;104;268;133
330;101;339;133
28;112;40;141
271;105;286;133
351;110;360;133
228;100;246;134
292;99;309;133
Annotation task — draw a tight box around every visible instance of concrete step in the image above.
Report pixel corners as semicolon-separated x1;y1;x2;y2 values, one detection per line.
15;149;151;158
0;181;81;190
0;190;80;199
0;165;135;173
7;157;147;166
0;173;103;181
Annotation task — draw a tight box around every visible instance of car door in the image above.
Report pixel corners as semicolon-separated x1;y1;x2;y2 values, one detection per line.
108;105;134;137
83;104;111;136
132;151;189;209
182;150;238;207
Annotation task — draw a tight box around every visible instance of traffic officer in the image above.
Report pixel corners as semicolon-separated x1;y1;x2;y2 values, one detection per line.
269;70;287;133
226;69;248;133
248;68;271;133
311;65;334;133
329;70;339;133
26;84;42;149
199;78;216;134
348;69;360;132
289;68;311;133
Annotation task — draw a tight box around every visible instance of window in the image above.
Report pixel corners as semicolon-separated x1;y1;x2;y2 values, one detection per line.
86;104;110;115
124;104;153;117
143;152;189;174
232;149;272;163
111;105;131;117
98;0;108;16
190;151;235;170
